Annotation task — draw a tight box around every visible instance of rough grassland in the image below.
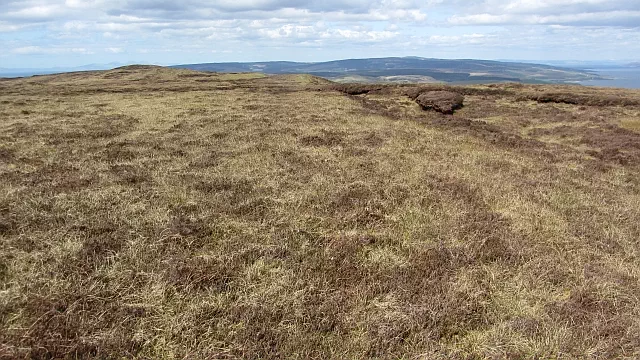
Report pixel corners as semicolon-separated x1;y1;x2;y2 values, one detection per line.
1;66;640;359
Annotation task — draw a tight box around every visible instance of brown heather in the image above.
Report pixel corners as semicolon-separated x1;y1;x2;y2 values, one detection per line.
1;66;640;359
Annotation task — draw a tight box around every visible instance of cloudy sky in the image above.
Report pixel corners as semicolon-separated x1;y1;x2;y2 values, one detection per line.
1;0;639;68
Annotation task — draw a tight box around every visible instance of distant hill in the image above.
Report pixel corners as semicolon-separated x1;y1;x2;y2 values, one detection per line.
172;57;604;84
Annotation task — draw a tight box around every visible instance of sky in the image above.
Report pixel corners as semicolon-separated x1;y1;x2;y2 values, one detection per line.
1;0;639;68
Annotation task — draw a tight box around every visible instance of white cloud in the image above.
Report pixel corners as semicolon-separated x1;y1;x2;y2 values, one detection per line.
447;0;640;26
259;24;317;39
11;46;93;54
1;0;639;67
449;10;640;26
64;0;104;9
12;46;47;55
0;21;22;31
62;20;88;30
320;28;398;41
4;4;65;20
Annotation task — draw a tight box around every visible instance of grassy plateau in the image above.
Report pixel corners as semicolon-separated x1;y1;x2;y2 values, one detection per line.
1;66;640;359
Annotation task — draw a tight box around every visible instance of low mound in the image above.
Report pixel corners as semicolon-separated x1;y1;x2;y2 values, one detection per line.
415;91;464;114
329;83;385;95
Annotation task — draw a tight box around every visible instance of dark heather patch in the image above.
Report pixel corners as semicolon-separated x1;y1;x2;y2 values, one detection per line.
300;130;345;147
0;148;15;163
109;164;150;185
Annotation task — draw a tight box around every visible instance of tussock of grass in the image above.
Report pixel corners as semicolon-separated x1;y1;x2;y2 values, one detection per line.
620;116;640;133
1;67;640;359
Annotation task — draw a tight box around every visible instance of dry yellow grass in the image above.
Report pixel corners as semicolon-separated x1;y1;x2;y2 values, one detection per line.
1;66;640;359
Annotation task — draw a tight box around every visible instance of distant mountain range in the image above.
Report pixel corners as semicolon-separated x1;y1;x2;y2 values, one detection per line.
172;57;606;84
4;57;632;84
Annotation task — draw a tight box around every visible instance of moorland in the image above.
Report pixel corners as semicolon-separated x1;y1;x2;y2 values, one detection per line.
1;66;640;359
